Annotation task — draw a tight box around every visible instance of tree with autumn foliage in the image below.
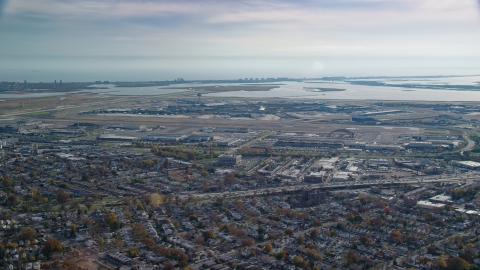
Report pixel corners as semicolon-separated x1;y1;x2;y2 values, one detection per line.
390;230;402;243
56;189;70;204
202;230;216;240
264;243;273;253
310;228;320;239
104;213;120;231
20;227;36;241
346;250;360;264
284;228;294;236
446;257;470;270
132;224;147;240
43;238;62;259
435;258;447;268
242;237;255;247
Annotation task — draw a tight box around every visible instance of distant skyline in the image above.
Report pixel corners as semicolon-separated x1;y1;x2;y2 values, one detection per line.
1;0;480;81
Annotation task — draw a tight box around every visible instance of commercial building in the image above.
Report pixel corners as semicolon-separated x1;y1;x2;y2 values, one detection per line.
453;161;480;170
404;197;418;207
275;140;344;149
304;171;327;183
429;195;454;205
404;142;439;150
98;133;138;142
184;135;213;142
217;154;242;165
365;144;403;151
142;134;186;142
215;128;250;133
368;159;389;167
417;201;445;211
344;142;367;149
108;125;143;130
332;171;351;181
216;138;243;147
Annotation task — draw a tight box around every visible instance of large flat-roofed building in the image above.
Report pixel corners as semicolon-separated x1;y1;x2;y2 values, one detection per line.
184;135;213;142
304;171;327;183
365;144;403;151
429;194;453;205
404;142;438;149
98;133;138;142
215;128;250;133
417;200;445;211
454;161;480;170
108;125;142;130
145;134;187;142
217;154;242;165
344;141;367;149
216;138;243;147
275;140;344;149
332;171;351;181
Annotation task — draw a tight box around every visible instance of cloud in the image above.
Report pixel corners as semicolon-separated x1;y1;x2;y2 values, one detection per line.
1;0;480;78
0;0;8;17
4;0;476;32
4;0;468;20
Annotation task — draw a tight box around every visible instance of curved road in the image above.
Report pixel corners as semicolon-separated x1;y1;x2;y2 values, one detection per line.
461;134;476;155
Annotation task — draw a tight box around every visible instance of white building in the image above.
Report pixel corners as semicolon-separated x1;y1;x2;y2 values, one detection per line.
417;201;445;211
454;161;480;170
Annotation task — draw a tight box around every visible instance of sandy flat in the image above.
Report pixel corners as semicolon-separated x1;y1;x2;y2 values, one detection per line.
97;113;190;118
198;114;215;119
260;114;281;120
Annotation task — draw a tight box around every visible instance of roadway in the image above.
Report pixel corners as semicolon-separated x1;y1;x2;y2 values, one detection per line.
180;176;478;201
461;134;476;155
226;130;273;154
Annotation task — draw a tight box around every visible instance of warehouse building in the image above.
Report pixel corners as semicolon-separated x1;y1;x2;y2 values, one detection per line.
417;201;445;211
453;161;480;170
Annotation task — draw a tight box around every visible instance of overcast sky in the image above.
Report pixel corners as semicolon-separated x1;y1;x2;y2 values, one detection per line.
1;0;480;81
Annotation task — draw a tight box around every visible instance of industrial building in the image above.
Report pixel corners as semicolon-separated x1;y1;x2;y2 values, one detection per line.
98;133;138;142
417;200;445;211
304;171;327;183
453;161;480;170
215;128;250;133
217;154;242;165
142;134;187;142
332;171;351;181
275;140;344;149
183;135;213;142
404;142;441;149
365;144;402;151
216;138;243;147
429;194;453;205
